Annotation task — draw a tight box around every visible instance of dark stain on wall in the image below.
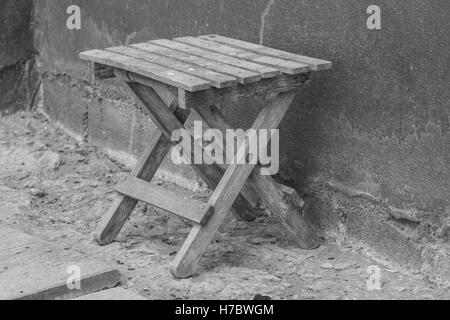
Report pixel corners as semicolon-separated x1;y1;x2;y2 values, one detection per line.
0;0;39;114
34;0;450;282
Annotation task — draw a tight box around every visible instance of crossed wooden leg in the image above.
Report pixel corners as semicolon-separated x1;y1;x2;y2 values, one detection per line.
194;103;321;250
171;90;320;278
95;131;173;245
94;72;320;279
95;75;259;245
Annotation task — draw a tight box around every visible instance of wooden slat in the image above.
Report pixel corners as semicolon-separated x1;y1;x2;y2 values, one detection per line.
151;39;280;78
0;225;121;300
199;35;333;71
131;42;262;84
174;37;310;75
171;90;298;278
79;49;210;92
106;46;237;89
115;176;212;225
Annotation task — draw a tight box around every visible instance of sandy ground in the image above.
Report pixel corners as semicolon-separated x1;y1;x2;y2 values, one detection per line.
0;111;448;300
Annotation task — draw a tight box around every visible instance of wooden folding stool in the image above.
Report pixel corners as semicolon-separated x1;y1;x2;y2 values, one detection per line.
80;34;332;278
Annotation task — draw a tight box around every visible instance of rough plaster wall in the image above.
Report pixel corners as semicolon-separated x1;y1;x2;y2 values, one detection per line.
0;0;39;114
34;0;449;283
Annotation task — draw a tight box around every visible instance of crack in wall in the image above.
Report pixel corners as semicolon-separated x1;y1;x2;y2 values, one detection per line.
259;0;275;45
82;104;89;143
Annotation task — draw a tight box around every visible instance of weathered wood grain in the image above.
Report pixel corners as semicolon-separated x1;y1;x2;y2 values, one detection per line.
151;39;280;78
174;37;310;75
115;176;213;225
200;35;333;71
80;49;211;92
106;46;238;89
178;73;311;110
131;42;262;84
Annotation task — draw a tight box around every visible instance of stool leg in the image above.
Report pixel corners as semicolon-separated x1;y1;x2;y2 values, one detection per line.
249;170;321;249
94;132;172;245
196;104;320;249
194;104;262;210
171;91;298;278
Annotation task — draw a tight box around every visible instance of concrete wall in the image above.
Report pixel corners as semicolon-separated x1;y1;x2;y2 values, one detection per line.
34;0;449;284
0;0;39;115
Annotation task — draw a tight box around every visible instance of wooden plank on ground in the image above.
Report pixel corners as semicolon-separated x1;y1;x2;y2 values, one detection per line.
106;46;238;89
199;35;333;71
174;37;310;75
0;225;121;300
115;176;212;225
151;39;280;78
75;287;146;300
79;49;211;92
131;42;262;84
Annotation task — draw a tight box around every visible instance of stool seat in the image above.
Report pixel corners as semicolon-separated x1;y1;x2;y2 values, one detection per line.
80;34;331;92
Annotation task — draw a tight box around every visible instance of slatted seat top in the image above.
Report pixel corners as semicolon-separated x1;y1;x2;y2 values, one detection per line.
80;34;332;92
